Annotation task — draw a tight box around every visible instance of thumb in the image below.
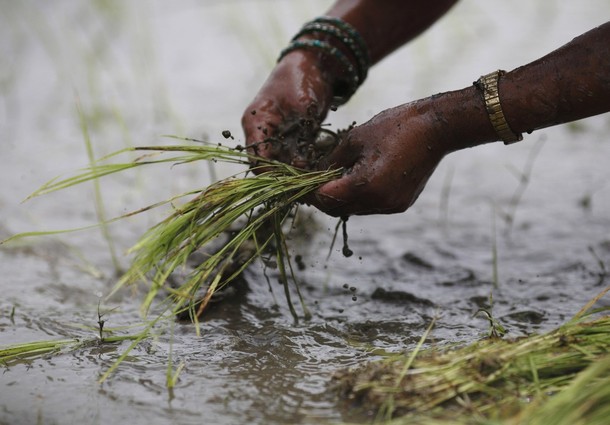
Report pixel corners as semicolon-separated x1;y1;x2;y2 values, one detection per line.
312;170;365;217
316;130;360;171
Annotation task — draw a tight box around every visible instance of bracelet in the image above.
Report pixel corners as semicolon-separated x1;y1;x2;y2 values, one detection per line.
278;39;360;104
295;22;369;83
278;16;370;106
310;17;370;80
475;70;523;145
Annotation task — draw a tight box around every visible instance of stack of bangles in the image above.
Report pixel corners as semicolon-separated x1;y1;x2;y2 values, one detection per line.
278;16;371;106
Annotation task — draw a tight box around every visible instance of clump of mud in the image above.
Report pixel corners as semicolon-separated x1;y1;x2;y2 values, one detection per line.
251;112;355;171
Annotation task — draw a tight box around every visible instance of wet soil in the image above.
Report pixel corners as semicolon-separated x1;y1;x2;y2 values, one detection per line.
1;2;610;425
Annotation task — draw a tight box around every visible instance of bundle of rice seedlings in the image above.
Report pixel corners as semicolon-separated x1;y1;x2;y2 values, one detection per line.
2;140;341;325
333;291;610;425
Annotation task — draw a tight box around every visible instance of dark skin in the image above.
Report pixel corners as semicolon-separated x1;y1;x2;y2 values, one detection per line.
242;0;458;167
242;1;610;217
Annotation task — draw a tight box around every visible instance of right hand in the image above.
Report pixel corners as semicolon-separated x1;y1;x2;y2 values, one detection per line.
241;50;336;170
311;99;451;217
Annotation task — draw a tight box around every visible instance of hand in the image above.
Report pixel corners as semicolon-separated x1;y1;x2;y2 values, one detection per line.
312;98;450;216
241;50;335;170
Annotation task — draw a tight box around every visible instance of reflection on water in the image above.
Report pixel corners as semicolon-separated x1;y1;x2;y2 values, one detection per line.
1;1;610;424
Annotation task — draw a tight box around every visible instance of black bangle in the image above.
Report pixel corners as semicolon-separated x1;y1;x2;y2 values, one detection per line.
313;17;370;69
278;39;360;105
278;16;370;106
294;22;369;83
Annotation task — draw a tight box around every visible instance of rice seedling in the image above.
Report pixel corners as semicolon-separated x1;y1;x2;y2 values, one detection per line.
474;299;507;340
0;300;162;382
0;338;86;366
165;320;185;396
490;204;499;289
438;164;454;232
588;245;608;286
2;138;342;327
0;332;148;369
77;99;122;274
499;137;545;236
97;315;164;383
332;287;610;425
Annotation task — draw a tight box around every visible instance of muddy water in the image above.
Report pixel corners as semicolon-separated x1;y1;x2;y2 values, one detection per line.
1;1;610;424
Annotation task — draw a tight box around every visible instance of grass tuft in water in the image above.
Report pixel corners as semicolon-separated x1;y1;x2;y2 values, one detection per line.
0;333;146;369
333;287;610;425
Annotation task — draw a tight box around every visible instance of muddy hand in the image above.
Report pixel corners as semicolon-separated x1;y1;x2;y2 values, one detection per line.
312;99;449;217
242;49;335;171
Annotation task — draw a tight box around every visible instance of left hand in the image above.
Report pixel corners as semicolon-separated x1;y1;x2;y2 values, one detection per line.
241;49;335;170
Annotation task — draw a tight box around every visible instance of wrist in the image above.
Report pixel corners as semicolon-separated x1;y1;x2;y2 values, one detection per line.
284;36;355;104
429;85;501;153
275;48;335;105
278;16;370;107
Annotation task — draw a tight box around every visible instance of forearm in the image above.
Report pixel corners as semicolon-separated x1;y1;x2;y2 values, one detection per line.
502;21;610;134
433;22;610;152
325;0;458;64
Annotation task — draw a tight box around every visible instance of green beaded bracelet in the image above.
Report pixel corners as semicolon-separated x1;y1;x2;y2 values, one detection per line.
278;39;360;104
294;22;369;83
313;16;370;71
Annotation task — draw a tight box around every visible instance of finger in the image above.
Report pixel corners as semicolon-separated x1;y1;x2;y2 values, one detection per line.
242;109;284;174
311;169;369;217
242;114;278;156
316;131;361;171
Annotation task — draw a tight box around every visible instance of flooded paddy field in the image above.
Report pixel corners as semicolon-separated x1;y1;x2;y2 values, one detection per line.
1;1;609;424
